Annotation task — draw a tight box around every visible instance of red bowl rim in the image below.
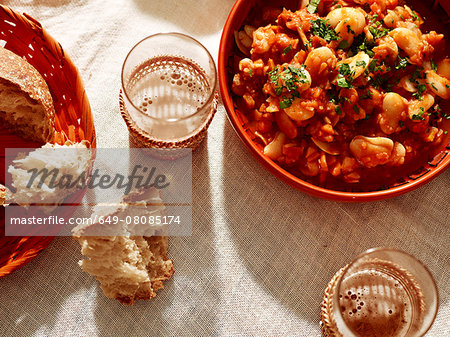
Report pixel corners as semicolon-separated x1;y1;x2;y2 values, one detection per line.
218;0;450;202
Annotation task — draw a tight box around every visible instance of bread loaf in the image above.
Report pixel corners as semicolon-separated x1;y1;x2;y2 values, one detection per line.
73;187;174;305
0;46;55;142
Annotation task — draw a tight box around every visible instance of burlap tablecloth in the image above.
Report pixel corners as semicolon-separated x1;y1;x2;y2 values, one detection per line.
0;1;448;336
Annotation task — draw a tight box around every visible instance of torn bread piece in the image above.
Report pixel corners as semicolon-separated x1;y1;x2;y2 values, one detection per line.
0;46;55;142
7;140;91;213
73;187;174;305
0;184;6;206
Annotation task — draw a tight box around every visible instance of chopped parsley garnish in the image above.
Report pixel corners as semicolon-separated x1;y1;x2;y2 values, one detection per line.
412;83;427;100
307;0;321;14
339;63;352;76
283;44;293;55
338;40;349;49
395;57;408;70
336;63;354;89
412;107;426;120
430;82;438;91
431;59;437;72
311;18;340;42
368;25;390;40
369;74;388;89
268;65;309;109
446;84;450;89
368;59;391;74
411;11;420;22
279;97;292;109
337;77;353;88
353;105;360;114
329;90;346;114
355;60;367;67
349;34;375;58
370;14;378;25
410;67;426;84
248;68;253;77
279;91;300;109
361;90;373;100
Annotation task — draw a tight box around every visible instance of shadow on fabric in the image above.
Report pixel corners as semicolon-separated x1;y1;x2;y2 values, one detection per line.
220;117;449;332
92;138;221;336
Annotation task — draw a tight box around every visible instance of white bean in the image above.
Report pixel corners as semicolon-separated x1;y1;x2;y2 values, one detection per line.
437;59;450;79
337;51;371;79
379;93;407;134
304;47;337;79
408;93;435;120
283;97;315;122
350;136;394;168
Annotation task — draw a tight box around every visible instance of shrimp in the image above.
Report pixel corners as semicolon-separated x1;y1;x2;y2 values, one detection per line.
238;58;264;78
378;92;407;135
304;47;337;83
373;36;398;61
350;136;394;168
384;6;421;29
235;25;256;55
252;25;276;54
424;70;450;99
389;28;423;65
326;7;366;46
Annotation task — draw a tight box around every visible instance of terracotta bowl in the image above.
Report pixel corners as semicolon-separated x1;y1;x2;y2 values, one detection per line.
218;0;450;202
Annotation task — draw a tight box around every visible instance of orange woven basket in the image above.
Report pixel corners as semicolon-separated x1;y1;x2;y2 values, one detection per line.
0;5;96;278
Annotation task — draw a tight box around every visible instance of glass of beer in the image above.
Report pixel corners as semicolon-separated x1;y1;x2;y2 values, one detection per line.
120;33;217;149
324;248;438;337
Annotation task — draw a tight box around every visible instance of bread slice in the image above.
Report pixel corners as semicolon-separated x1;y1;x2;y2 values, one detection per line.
7;140;91;213
0;46;55;142
73;188;174;305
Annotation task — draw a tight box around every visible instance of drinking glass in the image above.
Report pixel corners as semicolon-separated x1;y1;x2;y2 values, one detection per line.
322;248;438;337
120;33;217;149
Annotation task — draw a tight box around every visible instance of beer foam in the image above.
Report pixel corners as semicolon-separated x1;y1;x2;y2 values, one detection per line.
338;267;423;337
128;56;210;119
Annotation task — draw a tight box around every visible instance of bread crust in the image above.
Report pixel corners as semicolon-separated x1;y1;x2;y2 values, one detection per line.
73;188;175;305
0;46;55;141
0;184;5;205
